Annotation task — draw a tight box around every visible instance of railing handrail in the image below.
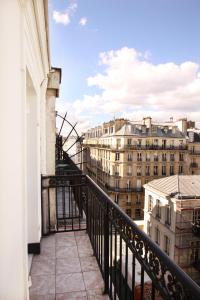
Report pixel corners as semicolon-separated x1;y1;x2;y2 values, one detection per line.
86;174;200;299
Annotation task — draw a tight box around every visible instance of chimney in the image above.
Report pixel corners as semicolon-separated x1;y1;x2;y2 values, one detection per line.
143;117;152;129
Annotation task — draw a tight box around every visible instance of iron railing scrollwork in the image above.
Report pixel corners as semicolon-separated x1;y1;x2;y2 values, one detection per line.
41;169;200;299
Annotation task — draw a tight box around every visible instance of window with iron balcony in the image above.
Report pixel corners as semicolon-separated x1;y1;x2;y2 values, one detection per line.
165;205;172;226
155;226;160;245
164;235;170;256
156;199;161;219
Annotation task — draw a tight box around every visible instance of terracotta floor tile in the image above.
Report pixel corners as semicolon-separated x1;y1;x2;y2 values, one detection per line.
56;291;87;299
83;271;104;291
78;246;93;258
56;246;78;258
30;295;55;300
56;273;85;293
31;258;55;276
56;237;77;248
56;257;81;274
80;256;99;272
29;275;55;296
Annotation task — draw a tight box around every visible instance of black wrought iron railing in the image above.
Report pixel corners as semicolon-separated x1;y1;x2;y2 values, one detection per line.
41;160;200;299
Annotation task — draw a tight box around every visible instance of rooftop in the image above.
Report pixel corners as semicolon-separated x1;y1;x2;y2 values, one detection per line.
144;175;200;198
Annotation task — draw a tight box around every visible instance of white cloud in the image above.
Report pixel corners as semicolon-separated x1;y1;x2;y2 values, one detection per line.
79;17;88;26
57;47;200;132
53;2;77;26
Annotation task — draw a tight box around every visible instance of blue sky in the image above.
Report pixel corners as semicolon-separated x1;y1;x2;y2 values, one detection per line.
49;0;200;132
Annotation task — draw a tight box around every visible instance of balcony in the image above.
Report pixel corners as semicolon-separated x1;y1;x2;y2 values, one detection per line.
190;162;198;168
30;156;200;299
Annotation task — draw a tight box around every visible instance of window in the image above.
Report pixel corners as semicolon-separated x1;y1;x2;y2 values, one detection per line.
115;152;120;161
146;153;150;161
117;139;121;148
154;166;158;176
162;139;166;149
146;165;150;176
135;209;141;219
137;166;141;176
154;154;158;162
127;165;132;176
136;194;141;204
127;180;131;190
115;193;119;204
179;165;183;174
137;139;142;147
126;209;131;217
170;153;174;161
155;227;160;245
193;208;200;223
148;195;153;212
170;140;174;148
137;152;142;161
115;179;120;189
162;165;166;175
147;221;152;237
165;205;171;225
126;194;131;206
170;165;174;175
162;153;166;161
115;164;119;175
156;199;161;219
127;152;132;161
127;138;132;145
164;235;170;255
179;153;184;161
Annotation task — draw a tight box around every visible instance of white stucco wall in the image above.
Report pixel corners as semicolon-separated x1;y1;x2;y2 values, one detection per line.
0;1;58;299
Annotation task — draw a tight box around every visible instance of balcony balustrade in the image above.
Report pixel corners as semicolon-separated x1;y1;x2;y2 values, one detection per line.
39;154;200;300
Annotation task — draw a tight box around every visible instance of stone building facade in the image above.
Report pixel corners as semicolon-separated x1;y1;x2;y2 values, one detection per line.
83;117;200;220
143;175;200;283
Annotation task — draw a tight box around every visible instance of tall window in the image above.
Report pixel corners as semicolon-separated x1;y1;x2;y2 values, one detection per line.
115;193;119;204
127;152;132;161
137;152;142;161
146;153;150;161
156;199;161;219
136;194;141;204
170;153;175;161
170;165;174;175
154;154;158;162
127;165;132;176
115;179;120;188
162;153;166;161
148;195;153;212
115;152;120;161
127;138;132;145
155;227;160;245
127;180;131;190
162;165;166;175
165;205;171;225
137;166;141;176
126;194;131;205
135;209;141;219
126;209;131;217
193;208;200;223
147;221;152;237
179;165;183;174
164;235;170;255
154;166;158;176
179;153;184;161
146;165;150;176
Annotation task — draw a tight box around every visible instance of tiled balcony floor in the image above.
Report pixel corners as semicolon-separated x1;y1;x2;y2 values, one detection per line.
29;231;109;300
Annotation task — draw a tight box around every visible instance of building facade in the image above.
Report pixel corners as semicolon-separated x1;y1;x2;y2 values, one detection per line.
83;117;197;219
0;1;61;299
143;175;200;283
